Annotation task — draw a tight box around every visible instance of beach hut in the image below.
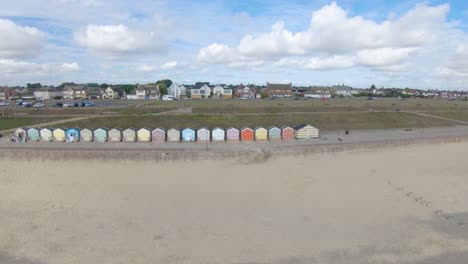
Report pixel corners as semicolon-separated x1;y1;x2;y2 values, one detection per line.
123;128;137;142
212;127;225;141
268;126;281;140
53;128;66;142
254;126;268;140
94;128;108;142
137;128;152;142
80;128;94;142
40;128;53;141
152;128;166;143
240;127;254;141
281;126;295;140
294;124;320;139
66;128;80;142
27;128;40;141
108;128;123;142
197;127;210;142
182;128;196;142
226;127;240;142
167;128;180;142
14;128;27;142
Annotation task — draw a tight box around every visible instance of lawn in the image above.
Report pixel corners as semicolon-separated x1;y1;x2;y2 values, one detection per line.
59;112;458;131
0;117;67;130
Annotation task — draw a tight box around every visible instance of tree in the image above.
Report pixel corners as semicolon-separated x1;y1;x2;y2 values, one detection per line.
27;83;42;89
100;83;108;89
154;79;172;95
117;84;136;94
370;84;376;90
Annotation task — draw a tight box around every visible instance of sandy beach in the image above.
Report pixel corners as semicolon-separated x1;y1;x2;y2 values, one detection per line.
2;142;468;264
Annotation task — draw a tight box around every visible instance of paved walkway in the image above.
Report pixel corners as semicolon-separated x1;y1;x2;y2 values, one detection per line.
405;111;468;125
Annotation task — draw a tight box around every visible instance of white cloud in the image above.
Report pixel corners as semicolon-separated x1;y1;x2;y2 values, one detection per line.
0;19;46;59
160;61;177;70
75;24;165;57
137;64;158;72
0;59;80;75
436;44;468;78
198;2;451;72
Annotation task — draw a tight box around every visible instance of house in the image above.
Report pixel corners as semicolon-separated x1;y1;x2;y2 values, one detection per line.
235;84;255;99
94;128;108;142
294;124;319;139
66;128;80;142
80;128;94;142
87;86;103;99
305;87;332;99
53;128;66;142
281;126;295;140
167;128;180;142
254;126;268;140
182;128;196;142
212;127;225;141
240;127;254;141
223;88;233;99
212;85;225;98
0;87;16;100
191;84;211;99
109;128;123;142
33;87;62;100
226;127;240;141
197;127;210;142
126;90;138;100
63;85;87;99
123;128;137;142
137;128;152;142
40;128;53;141
168;83;187;99
268;126;281;140
102;87;117;99
152;128;166;143
27;128;40;141
127;84;160;100
14;128;27;142
333;85;355;97
266;82;293;98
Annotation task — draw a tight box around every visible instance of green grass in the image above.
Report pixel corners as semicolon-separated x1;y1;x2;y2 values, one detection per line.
0;117;66;130
59;112;458;131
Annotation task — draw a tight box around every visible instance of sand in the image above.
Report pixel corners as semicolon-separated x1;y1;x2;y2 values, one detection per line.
1;142;468;264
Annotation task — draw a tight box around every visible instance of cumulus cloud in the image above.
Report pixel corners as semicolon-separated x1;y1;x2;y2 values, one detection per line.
198;2;451;71
75;24;165;57
137;64;158;72
436;44;468;78
0;19;46;59
60;62;81;72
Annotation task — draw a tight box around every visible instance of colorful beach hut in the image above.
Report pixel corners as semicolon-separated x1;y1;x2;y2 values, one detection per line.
240;127;254;141
226;127;240;141
167;128;180;142
14;128;27;142
182;128;196;142
94;128;108;142
137;128;152;142
66;128;80;142
212;127;225;141
281;126;295;140
152;128;166;143
53;128;66;142
108;128;123;142
268;126;281;140
123;128;137;142
197;127;210;142
40;128;53;141
80;128;93;142
27;128;40;141
294;124;319;139
254;126;268;140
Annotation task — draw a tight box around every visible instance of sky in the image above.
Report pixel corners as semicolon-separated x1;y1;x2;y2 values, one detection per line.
1;0;468;89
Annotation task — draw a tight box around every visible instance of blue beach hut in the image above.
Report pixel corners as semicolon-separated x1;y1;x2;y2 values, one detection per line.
66;128;80;142
182;128;196;142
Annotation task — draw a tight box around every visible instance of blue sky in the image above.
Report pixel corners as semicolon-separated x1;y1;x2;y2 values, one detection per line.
1;0;468;89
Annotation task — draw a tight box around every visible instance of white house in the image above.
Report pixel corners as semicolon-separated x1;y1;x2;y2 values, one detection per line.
191;84;212;99
212;85;224;98
63;85;86;99
168;83;187;99
102;87;117;99
33;87;62;100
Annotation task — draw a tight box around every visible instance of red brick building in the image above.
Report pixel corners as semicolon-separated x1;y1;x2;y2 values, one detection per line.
265;82;293;98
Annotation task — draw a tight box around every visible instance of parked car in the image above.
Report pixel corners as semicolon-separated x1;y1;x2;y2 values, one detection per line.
62;102;74;107
16;99;24;105
54;102;63;108
0;101;10;106
84;101;94;107
22;101;33;108
33;102;45;108
162;95;176;101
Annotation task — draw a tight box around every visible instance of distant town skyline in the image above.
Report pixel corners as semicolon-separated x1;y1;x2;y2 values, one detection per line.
1;1;468;89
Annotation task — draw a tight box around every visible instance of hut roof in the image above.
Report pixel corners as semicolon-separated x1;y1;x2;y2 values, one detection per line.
227;127;239;131
240;127;253;131
268;126;280;130
281;125;293;129
254;126;266;130
294;123;314;130
152;127;166;132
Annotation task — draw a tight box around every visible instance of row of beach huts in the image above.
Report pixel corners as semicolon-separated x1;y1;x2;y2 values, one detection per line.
12;124;319;143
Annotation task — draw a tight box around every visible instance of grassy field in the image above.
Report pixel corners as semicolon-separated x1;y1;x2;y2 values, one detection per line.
11;107;177;116
0;117;67;130
59;112;458;131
